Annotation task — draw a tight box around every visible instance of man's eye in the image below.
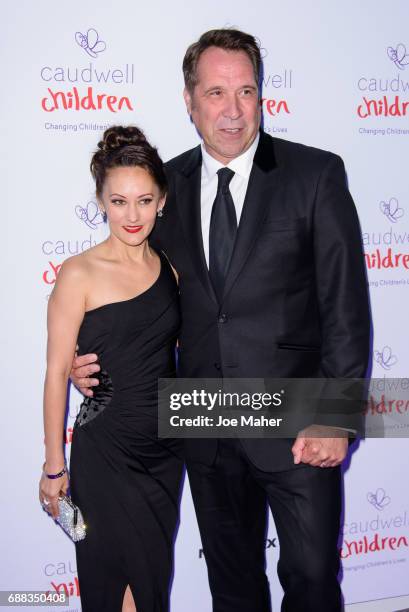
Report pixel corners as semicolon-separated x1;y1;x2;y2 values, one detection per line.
242;88;254;96
210;90;222;96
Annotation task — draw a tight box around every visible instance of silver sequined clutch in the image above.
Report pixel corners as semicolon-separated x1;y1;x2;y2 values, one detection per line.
56;494;86;542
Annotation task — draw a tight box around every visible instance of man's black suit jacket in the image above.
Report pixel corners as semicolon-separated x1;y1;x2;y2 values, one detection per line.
151;130;370;472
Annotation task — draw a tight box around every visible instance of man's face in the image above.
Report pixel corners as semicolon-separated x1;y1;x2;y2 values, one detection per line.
184;47;261;164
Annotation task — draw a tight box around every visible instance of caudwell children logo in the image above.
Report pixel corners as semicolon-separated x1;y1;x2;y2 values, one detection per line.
40;27;135;113
363;197;409;270
357;43;409;119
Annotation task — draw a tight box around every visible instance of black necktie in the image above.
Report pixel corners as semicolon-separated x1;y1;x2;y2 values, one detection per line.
209;167;237;300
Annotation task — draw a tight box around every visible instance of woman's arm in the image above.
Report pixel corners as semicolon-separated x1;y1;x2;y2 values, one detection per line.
40;257;87;517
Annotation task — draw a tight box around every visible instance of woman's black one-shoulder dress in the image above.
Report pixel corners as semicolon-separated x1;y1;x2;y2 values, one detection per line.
70;251;184;612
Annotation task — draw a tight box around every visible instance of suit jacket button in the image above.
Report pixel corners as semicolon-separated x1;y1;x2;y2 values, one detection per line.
218;314;227;323
214;362;221;370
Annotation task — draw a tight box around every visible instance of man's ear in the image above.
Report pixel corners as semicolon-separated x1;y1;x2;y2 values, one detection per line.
183;87;193;115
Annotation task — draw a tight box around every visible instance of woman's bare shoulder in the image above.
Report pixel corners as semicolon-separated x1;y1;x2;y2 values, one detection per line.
50;248;101;300
59;242;107;277
57;252;91;281
50;243;111;308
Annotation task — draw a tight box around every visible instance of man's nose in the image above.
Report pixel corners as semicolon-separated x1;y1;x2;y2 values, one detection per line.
222;94;242;120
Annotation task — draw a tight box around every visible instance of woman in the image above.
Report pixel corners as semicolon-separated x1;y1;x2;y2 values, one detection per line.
39;126;184;612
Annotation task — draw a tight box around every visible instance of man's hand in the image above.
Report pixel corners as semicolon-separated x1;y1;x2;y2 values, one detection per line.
70;353;100;397
292;425;349;468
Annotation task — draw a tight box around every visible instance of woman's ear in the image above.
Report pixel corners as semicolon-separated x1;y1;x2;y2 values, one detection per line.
97;198;107;222
157;194;167;216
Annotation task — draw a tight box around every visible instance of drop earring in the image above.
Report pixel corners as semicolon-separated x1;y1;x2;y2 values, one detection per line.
100;209;107;223
157;209;164;218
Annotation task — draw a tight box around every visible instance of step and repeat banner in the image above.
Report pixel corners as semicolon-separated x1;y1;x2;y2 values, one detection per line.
1;1;408;610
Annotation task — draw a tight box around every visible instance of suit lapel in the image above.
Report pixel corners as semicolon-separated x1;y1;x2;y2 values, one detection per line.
174;146;218;304
223;132;281;300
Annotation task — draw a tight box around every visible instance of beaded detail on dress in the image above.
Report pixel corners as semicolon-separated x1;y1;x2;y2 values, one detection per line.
74;368;114;428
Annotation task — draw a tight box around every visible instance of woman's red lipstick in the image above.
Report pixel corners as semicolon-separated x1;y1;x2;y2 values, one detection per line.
123;226;143;233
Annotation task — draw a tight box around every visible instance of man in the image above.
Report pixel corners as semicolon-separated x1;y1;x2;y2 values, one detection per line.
72;29;370;612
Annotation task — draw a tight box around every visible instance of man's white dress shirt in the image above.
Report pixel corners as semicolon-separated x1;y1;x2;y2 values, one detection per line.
200;133;260;267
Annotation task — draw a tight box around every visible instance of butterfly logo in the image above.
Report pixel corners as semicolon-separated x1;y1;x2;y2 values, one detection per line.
379;197;404;223
75;28;106;58
367;488;391;511
75;201;105;230
387;44;409;70
374;346;398;371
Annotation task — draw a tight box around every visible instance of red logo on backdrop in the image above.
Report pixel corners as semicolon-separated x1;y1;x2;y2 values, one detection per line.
364;248;409;269
358;95;409;118
366;394;409;415
260;97;290;117
340;532;408;559
48;577;80;598
43;261;62;284
42;86;133;113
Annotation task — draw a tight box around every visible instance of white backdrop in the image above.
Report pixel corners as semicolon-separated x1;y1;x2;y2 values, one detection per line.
1;1;409;610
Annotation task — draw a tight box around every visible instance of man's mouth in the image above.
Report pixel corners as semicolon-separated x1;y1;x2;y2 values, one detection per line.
221;128;242;134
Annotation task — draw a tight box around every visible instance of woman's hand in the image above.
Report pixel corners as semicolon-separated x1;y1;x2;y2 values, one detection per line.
39;468;69;520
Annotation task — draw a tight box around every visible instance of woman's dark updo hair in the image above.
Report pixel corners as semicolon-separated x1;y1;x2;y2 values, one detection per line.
91;125;167;198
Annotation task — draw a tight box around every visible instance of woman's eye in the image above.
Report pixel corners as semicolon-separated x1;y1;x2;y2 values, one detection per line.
139;198;153;205
111;199;125;205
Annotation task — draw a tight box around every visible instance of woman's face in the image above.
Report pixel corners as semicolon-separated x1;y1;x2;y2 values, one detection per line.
100;166;165;247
